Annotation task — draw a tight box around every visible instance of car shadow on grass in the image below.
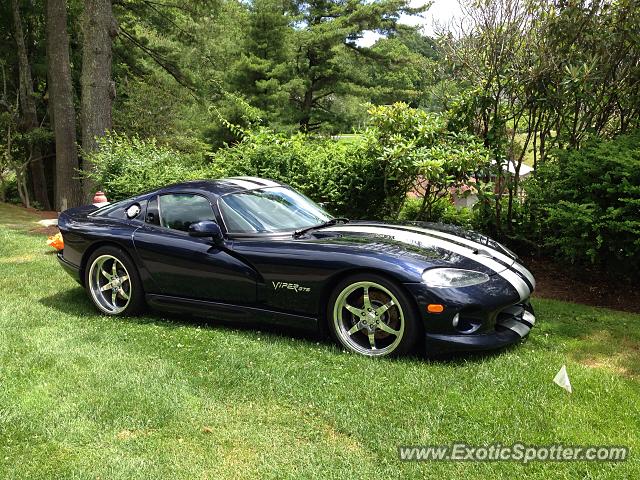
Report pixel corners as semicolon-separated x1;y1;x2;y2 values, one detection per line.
40;287;517;364
40;285;326;343
40;287;97;317
424;344;523;364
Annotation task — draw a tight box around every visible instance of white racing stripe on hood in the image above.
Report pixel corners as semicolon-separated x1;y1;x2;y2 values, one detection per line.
392;224;536;289
325;225;531;301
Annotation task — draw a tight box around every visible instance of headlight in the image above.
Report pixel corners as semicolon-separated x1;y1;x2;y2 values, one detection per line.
422;268;490;288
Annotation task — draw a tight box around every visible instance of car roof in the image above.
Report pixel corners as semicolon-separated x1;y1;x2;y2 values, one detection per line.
158;177;284;197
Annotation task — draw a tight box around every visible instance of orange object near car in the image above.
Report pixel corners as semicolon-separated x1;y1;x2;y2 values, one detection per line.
47;232;64;251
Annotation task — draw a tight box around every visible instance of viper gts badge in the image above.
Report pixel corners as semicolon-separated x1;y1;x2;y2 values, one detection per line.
272;281;311;293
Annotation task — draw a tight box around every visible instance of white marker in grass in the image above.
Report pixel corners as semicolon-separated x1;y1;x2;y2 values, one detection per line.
553;365;572;393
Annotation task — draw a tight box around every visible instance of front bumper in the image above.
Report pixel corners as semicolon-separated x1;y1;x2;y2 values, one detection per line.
424;302;536;354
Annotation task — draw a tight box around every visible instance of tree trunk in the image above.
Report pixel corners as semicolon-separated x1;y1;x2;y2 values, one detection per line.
46;0;83;211
12;0;51;210
81;0;117;201
299;87;314;132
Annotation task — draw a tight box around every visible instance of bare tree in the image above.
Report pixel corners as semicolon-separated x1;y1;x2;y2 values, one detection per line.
528;0;640;154
11;0;51;210
438;0;535;234
46;0;83;210
81;0;117;201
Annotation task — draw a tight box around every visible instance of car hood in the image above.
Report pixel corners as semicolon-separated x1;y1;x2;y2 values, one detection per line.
309;221;518;276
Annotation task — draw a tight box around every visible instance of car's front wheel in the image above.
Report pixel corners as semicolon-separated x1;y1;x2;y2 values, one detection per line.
85;246;145;316
328;274;421;357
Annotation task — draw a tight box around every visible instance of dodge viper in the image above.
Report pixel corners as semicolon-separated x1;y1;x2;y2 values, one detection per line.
56;177;536;357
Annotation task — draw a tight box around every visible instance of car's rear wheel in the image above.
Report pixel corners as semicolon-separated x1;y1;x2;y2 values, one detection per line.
85;246;145;316
328;273;420;357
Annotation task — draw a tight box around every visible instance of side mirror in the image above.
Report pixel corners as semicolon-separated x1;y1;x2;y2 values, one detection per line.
188;220;224;245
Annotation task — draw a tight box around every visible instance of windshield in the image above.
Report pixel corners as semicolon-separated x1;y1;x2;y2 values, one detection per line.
219;186;333;234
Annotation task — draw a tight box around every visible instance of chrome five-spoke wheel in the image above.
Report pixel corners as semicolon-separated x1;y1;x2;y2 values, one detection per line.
333;280;406;356
88;254;132;314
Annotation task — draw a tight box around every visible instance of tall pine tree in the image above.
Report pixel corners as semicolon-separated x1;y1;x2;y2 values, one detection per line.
233;0;427;132
231;0;295;129
290;0;426;131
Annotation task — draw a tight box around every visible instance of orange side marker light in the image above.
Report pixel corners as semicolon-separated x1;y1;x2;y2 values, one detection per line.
427;304;444;313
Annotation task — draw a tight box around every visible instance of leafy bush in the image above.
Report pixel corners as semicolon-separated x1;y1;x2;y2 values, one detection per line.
86;129;385;218
362;103;490;219
525;132;640;273
84;133;217;200
0;176;20;205
87;104;490;221
206;129;389;218
399;197;476;230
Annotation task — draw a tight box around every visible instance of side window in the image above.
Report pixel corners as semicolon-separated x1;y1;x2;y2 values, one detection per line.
146;196;160;226
158;194;215;232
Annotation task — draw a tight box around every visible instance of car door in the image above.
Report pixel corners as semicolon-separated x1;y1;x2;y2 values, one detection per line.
133;193;258;304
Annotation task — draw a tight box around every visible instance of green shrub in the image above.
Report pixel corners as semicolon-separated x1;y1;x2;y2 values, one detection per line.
398;197;448;222
525;132;640;273
0;176;20;205
362;103;490;220
86;104;489;222
206;128;389;218
399;196;475;229
87;130;388;219
84;133;218;200
440;203;475;230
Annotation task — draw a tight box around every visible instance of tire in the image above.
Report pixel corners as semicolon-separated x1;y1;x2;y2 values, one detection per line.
327;273;421;357
84;245;145;316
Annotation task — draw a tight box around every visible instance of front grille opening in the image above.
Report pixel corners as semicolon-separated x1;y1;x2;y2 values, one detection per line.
454;307;485;334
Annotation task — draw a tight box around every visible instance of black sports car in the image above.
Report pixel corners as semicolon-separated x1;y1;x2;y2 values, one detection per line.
56;177;536;357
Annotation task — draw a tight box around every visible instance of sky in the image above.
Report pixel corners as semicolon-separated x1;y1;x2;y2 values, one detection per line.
357;0;462;47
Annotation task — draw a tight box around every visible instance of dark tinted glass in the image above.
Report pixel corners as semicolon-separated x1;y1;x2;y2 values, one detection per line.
158;194;214;232
146;196;160;225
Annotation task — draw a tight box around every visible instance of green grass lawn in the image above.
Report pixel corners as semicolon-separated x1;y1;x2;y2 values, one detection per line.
0;203;638;479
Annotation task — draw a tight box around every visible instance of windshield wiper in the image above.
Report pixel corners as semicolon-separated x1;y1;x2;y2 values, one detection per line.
293;218;349;238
